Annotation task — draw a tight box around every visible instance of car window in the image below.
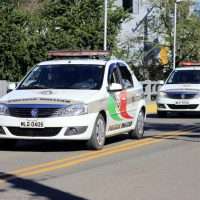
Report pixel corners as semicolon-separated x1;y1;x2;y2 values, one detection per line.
167;70;200;84
108;64;121;85
18;64;105;90
118;63;133;88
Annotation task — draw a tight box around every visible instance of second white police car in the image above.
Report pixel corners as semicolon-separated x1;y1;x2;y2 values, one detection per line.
157;62;200;117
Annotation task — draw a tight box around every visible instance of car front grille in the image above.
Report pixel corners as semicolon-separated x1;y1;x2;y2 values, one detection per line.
166;93;196;99
7;127;61;137
167;104;198;110
8;107;61;118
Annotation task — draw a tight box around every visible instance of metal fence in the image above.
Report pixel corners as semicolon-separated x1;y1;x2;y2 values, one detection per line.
0;80;164;101
141;80;164;102
0;81;8;97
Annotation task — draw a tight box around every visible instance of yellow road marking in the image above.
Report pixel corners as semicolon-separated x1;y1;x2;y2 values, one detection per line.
0;126;198;185
1;126;195;176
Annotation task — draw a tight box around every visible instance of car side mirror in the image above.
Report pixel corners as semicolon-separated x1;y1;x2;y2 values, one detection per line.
7;82;17;93
108;83;123;92
159;80;164;85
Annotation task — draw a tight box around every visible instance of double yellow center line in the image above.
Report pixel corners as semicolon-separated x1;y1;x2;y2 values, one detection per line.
0;126;198;184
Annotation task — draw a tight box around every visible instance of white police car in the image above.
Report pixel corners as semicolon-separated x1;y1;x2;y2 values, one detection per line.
0;51;146;150
157;62;200;117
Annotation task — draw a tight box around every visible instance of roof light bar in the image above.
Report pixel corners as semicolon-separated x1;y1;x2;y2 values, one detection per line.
48;50;111;58
179;61;200;66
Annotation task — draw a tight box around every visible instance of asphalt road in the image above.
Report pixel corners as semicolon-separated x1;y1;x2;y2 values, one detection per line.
0;113;200;200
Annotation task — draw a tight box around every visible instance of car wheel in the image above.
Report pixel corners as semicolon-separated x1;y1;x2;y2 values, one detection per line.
157;111;167;118
129;110;144;139
0;139;17;149
87;114;106;150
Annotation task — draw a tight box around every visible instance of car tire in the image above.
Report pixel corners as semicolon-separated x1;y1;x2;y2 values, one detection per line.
0;139;17;149
157;111;167;118
86;114;106;150
129;110;144;139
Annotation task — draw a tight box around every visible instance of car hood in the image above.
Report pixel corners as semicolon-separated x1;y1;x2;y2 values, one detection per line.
160;84;200;93
0;89;102;105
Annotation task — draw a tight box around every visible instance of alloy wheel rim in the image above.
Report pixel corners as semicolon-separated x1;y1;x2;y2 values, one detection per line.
96;118;105;146
137;112;144;135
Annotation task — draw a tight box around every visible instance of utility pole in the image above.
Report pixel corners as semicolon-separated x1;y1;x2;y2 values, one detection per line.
173;1;177;70
173;0;184;70
104;0;108;51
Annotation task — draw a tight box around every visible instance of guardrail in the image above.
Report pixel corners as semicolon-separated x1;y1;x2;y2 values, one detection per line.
0;80;9;97
141;80;164;102
0;80;164;101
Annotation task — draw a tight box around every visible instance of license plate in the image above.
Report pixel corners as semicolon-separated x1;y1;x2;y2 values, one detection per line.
175;101;189;105
20;121;44;128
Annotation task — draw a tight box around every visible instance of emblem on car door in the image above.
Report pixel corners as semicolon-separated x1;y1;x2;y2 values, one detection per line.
108;91;134;121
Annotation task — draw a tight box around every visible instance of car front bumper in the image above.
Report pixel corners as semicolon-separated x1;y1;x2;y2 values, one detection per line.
0;113;98;140
157;97;200;112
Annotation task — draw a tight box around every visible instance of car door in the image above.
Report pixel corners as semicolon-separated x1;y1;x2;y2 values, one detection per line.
117;62;138;124
107;63;124;133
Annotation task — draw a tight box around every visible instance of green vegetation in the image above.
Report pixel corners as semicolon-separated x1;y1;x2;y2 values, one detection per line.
158;0;200;65
152;0;200;78
0;0;128;81
1;0;200;81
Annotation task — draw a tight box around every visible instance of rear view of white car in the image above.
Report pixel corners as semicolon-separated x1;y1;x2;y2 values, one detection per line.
157;62;200;117
0;51;146;150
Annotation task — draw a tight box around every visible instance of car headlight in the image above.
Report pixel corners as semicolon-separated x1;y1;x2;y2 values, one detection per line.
158;91;167;98
0;104;9;115
58;104;88;116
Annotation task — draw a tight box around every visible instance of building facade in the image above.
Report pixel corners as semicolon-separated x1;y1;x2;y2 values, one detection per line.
116;0;152;43
115;0;161;67
193;0;200;16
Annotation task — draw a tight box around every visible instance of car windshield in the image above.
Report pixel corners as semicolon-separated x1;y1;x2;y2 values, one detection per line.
18;64;105;90
167;70;200;84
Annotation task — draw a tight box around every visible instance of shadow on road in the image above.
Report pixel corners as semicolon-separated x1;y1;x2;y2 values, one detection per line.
0;172;87;200
147;113;200;119
145;114;200;142
148;132;200;139
0;140;88;152
0;134;133;152
148;134;200;143
145;125;200;143
144;123;193;132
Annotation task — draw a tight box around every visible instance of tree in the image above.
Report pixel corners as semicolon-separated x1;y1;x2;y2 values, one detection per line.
154;0;200;65
39;0;128;50
0;2;28;81
0;1;48;81
0;0;128;81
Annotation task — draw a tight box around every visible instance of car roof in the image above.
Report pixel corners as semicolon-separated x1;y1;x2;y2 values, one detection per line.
38;59;127;66
38;59;107;66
